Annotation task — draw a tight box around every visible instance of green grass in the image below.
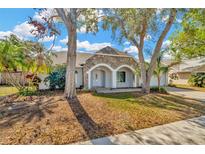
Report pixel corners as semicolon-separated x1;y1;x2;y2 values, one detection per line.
170;84;205;92
94;92;205;116
0;86;18;96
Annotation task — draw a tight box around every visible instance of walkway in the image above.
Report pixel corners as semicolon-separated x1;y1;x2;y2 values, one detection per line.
167;87;205;102
77;116;205;144
96;88;141;94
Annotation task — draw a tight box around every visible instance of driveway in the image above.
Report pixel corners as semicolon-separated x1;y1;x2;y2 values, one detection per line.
167;87;205;102
77;116;205;145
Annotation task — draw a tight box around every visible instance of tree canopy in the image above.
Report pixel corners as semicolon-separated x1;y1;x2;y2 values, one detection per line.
102;8;176;93
170;9;205;59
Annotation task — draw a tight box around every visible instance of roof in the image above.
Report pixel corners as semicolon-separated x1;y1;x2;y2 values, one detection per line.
51;51;93;67
165;57;205;73
96;46;128;56
50;46;133;67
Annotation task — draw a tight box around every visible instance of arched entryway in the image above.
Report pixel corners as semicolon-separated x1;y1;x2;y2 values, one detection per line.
115;65;138;88
88;64;113;89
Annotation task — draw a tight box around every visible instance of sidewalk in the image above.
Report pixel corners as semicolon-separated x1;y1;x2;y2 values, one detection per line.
77;116;205;145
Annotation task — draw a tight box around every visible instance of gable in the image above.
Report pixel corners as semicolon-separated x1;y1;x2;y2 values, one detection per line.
96;46;127;56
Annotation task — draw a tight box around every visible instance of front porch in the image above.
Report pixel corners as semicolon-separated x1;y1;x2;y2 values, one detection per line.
87;64;139;90
95;87;141;94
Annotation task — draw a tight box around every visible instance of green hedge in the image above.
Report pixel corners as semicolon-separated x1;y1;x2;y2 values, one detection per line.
188;73;205;87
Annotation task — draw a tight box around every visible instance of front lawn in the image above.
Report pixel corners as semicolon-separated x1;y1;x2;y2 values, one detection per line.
0;91;205;144
170;84;205;92
0;86;18;97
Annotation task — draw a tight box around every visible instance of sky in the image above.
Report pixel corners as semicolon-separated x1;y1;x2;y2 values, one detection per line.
0;8;180;61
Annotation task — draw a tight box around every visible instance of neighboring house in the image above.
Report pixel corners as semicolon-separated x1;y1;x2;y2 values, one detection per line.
166;58;205;85
39;46;168;90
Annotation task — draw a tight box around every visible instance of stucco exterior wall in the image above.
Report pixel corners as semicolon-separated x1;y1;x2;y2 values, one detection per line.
83;54;138;88
116;67;134;88
75;68;83;88
91;66;112;88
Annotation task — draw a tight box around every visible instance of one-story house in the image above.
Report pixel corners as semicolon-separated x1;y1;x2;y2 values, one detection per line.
38;46;168;90
166;58;205;85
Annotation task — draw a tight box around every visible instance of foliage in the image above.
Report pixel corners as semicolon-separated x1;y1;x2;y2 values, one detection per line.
188;73;205;87
150;86;167;93
102;8;176;93
29;8;100;98
153;51;169;90
170;9;205;59
0;35;52;95
44;65;66;90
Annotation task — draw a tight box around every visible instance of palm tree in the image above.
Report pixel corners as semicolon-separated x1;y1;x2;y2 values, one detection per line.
153;51;169;90
0;35;52;93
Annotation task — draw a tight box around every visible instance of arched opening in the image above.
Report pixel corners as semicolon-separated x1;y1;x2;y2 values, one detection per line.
115;65;137;88
88;64;113;89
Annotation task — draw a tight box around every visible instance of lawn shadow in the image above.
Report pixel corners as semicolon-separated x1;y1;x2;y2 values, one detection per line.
0;97;59;128
67;97;115;144
93;92;146;100
94;91;205;114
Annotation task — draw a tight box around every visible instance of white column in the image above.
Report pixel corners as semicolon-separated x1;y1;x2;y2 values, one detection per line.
112;70;117;88
88;71;91;89
134;75;137;87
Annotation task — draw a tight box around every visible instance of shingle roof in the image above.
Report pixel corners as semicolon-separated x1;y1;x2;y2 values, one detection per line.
96;46;128;56
50;46;133;67
51;51;93;67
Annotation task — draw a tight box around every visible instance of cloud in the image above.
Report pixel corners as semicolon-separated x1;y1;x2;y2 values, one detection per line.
0;22;35;40
0;31;13;39
38;35;55;42
52;45;67;51
123;41;130;46
13;21;35;39
77;40;111;51
77;25;87;33
60;37;112;52
162;40;172;48
124;45;138;54
33;9;57;23
60;36;68;44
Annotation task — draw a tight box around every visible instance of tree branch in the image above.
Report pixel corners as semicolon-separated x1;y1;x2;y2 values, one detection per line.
148;8;177;78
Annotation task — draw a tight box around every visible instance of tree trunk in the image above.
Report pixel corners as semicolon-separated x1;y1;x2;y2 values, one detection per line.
64;27;77;99
157;75;160;91
140;9;176;94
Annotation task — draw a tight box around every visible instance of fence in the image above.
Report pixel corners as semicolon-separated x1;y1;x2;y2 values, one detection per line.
0;72;27;86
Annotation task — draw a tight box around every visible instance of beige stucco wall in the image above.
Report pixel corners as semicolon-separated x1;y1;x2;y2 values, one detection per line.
83;54;138;88
116;67;135;88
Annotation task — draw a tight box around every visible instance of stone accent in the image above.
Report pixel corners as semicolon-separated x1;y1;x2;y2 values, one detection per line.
83;54;138;88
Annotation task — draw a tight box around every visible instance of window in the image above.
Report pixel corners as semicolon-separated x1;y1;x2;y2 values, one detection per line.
117;71;126;82
95;74;98;80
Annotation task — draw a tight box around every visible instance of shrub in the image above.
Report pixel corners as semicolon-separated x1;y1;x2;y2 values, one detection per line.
44;65;66;90
150;86;167;93
188;73;205;87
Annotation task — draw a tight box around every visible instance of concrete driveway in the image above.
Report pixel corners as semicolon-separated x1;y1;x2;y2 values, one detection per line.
77;116;205;145
167;87;205;102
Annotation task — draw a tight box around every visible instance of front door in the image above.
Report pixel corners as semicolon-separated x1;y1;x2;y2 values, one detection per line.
92;70;105;87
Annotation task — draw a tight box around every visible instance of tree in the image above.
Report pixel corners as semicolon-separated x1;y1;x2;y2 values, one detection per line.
102;9;177;93
170;9;205;59
29;9;99;99
153;51;168;90
0;34;51;94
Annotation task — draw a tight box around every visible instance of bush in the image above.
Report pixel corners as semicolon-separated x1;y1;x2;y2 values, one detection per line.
18;86;37;96
44;65;66;90
150;86;167;93
188;73;205;87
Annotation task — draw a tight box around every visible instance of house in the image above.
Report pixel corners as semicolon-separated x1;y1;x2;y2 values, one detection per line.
38;46;169;90
166;58;205;85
